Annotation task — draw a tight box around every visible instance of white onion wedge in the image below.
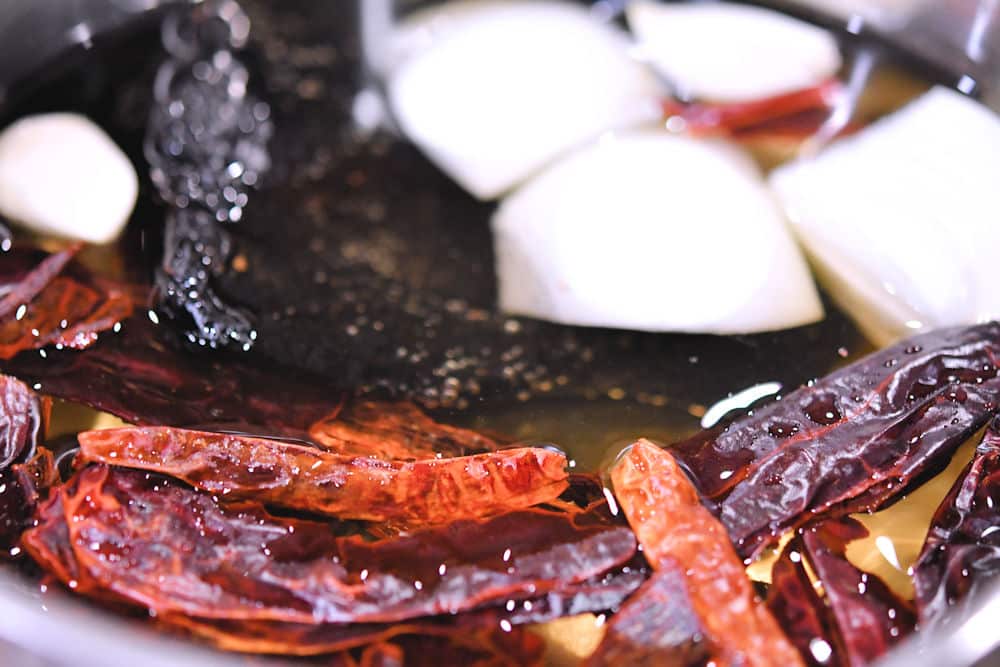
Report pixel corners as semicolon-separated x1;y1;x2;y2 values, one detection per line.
492;131;823;334
770;86;1000;345
387;0;663;200
0;113;137;244
626;0;841;103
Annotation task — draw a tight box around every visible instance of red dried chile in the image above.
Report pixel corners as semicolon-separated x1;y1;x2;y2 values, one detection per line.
0;373;47;469
803;518;914;666
3;315;339;431
672;322;1000;557
0;448;57;558
913;416;1000;630
22;464;636;625
661;79;842;136
156;564;643;656
0;245;80;320
585;564;712;667
0;246;133;360
77;426;567;525
594;439;803;667
309;400;504;460
0;374;55;556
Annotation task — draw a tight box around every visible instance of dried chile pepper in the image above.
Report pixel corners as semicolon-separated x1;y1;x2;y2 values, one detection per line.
77;426;566;525
913;416;1000;630
0;374;55;556
801;518;915;666
672;322;1000;557
308;400;504;460
593;439;802;667
23;465;635;625
0;244;80;320
0;374;46;468
0;447;57;558
0;247;132;360
584;564;712;667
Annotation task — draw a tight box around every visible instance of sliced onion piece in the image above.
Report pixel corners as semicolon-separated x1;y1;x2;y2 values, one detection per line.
627;0;842;103
387;0;663;200
770;87;1000;345
0;113;137;244
492;131;823;334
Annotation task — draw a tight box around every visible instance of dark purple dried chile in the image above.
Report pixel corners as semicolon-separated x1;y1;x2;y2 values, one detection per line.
4;315;336;430
766;538;844;667
601;440;803;667
308;400;504;460
672;322;1000;557
0;244;80;320
801;518;915;666
23;464;636;625
77;426;567;525
913;416;1000;630
0;374;47;469
165;615;546;664
584;564;712;667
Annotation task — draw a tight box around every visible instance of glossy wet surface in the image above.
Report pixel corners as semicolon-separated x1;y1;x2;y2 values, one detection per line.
0;0;983;664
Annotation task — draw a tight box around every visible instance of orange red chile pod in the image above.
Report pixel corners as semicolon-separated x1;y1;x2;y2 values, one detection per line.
77;426;567;526
0;244;81;320
801;518;915;666
661;78;842;136
596;439;803;667
308;399;505;460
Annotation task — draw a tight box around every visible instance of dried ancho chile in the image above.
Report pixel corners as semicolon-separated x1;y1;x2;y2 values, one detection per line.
0;246;133;360
0;374;56;556
768;518;913;667
585;564;711;667
77;426;566;525
592;439;802;667
673;322;1000;557
23;464;636;626
913;416;1000;630
802;518;914;664
766;538;840;667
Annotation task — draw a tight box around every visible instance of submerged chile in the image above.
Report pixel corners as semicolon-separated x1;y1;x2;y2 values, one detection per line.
595;440;802;666
77;426;567;525
766;538;842;667
23;465;635;625
672;322;1000;556
308;400;505;460
803;519;914;666
766;519;914;667
159;565;642;657
913;416;1000;630
0;374;56;556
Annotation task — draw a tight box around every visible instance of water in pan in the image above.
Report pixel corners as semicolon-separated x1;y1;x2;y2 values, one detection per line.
0;0;985;664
